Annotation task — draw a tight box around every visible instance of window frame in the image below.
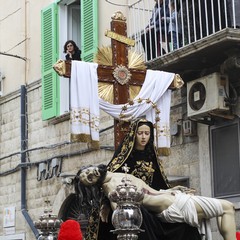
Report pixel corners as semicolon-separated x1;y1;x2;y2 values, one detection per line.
0;233;25;240
210;118;240;202
41;0;98;120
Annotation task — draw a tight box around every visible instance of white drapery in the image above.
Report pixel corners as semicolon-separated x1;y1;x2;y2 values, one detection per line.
99;70;173;151
70;61;174;152
70;61;100;147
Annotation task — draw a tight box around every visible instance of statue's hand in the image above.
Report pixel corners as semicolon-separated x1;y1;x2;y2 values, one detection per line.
100;203;111;223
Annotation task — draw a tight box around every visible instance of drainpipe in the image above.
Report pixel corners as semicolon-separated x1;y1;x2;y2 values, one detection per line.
20;85;39;239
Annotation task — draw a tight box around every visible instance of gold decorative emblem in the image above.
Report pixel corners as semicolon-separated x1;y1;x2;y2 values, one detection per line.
53;59;66;76
111;11;126;22
113;65;132;85
105;30;135;46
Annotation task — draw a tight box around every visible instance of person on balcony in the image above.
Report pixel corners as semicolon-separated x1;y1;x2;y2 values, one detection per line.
141;0;170;61
162;0;182;50
64;40;81;61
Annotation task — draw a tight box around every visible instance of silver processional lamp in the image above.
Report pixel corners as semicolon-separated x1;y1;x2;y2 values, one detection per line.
34;199;62;240
109;164;145;240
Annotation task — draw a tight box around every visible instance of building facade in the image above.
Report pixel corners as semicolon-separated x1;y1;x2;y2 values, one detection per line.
0;0;239;239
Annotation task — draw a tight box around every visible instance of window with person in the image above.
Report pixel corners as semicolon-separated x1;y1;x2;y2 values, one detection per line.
64;40;81;61
41;0;98;120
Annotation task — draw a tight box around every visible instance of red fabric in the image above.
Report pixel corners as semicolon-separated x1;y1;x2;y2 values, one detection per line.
58;220;82;240
236;232;240;240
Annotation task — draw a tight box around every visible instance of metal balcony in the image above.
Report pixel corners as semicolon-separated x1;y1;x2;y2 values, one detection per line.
127;0;240;83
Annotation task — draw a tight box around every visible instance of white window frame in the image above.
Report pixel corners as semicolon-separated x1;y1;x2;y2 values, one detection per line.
58;1;81;115
210;118;240;202
0;233;25;240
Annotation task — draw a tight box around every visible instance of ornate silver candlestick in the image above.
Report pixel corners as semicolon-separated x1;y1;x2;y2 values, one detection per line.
109;165;145;240
34;200;62;240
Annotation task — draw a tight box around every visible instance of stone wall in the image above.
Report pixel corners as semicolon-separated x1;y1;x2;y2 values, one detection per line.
0;82;239;239
0;81;115;239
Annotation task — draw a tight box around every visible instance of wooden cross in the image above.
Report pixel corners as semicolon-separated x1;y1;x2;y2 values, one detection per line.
97;12;146;148
97;11;177;148
63;11;179;149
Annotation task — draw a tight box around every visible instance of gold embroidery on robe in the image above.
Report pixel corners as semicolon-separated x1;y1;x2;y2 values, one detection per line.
131;160;155;185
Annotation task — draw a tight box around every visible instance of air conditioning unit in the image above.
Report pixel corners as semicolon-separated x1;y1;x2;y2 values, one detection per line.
187;72;229;118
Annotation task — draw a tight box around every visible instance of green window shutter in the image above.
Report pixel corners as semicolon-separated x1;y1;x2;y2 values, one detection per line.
41;3;59;120
81;0;98;62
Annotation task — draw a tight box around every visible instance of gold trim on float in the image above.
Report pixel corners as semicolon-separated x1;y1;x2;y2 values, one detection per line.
71;133;92;142
53;59;66;76
105;30;135;46
94;47;146;70
71;134;100;149
157;147;171;156
128;51;146;69
129;86;141;101
173;74;184;89
98;83;114;104
94;47;113;66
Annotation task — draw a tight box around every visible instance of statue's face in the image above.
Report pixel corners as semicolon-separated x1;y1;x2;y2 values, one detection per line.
79;166;101;186
135;124;151;150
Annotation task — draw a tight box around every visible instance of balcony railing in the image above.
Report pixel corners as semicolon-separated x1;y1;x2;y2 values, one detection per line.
126;0;240;61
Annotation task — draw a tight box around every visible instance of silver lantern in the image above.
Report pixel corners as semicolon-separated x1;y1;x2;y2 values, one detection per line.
109;165;145;240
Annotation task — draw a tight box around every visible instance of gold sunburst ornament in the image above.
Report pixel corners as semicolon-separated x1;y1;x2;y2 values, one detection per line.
94;46;146;103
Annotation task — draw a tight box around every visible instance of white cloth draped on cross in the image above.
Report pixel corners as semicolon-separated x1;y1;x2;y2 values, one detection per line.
70;61;174;152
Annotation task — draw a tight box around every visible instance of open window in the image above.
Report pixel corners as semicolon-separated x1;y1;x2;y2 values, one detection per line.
41;0;98;120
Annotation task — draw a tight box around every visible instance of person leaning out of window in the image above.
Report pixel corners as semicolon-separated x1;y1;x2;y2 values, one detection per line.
64;40;81;61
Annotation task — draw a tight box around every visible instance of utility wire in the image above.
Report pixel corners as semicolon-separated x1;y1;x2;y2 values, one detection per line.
0;52;27;61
